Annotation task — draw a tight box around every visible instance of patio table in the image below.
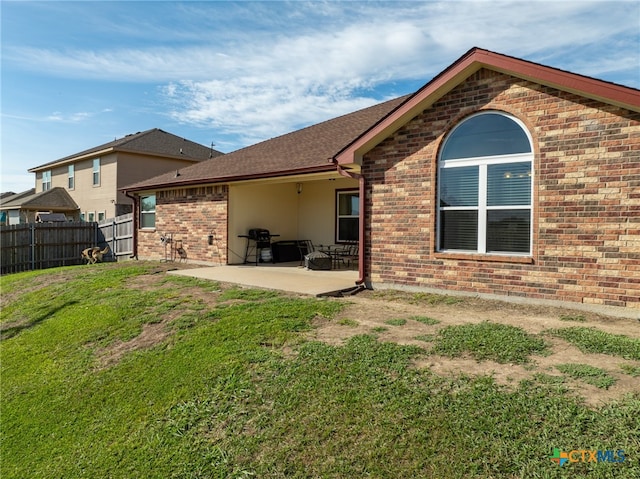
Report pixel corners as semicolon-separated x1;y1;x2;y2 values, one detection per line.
317;245;349;269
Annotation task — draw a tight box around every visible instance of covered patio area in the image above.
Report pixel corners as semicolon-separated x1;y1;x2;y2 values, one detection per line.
168;262;360;297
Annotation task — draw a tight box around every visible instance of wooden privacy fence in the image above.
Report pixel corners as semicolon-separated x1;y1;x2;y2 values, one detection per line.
98;213;134;260
1;222;98;274
1;214;135;274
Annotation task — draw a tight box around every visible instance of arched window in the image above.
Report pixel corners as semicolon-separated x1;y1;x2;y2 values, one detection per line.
438;112;533;254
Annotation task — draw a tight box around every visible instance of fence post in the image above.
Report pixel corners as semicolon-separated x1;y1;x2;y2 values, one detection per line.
30;223;35;271
112;219;117;258
95;222;99;251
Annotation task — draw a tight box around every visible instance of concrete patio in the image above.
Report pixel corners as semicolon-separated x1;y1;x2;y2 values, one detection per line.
168;262;360;296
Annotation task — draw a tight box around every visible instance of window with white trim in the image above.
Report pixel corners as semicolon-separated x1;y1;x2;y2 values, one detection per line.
42;170;51;191
8;210;20;225
68;165;75;189
438;112;533;255
336;190;359;242
92;158;101;186
140;195;156;229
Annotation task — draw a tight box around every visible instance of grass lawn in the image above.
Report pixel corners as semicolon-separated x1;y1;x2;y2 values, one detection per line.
1;262;639;478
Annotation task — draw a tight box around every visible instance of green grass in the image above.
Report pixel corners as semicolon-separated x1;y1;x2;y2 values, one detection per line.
559;313;587;322
532;373;567;386
384;318;407;326
217;286;281;301
412;292;461;304
411;315;440;325
548;327;640;360
414;334;435;343
162;274;222;292
620;364;640;377
432;321;549;364
337;318;359;327
2;263;639;478
556;364;617;389
369;290;462;305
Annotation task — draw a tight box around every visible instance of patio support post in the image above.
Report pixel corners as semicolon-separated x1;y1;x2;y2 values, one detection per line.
124;190;139;259
334;162;365;286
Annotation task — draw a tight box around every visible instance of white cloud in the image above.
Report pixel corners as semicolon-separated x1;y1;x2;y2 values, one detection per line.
152;16;442;143
163;78;378;145
3;109;107;124
46;111;91;123
3;1;638;152
158;1;638;145
7;2;635;82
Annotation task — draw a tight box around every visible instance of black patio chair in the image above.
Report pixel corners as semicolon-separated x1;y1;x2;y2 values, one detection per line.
297;240;315;265
336;244;358;269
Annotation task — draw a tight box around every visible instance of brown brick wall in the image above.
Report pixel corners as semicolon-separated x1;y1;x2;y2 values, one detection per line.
363;69;640;311
137;186;228;264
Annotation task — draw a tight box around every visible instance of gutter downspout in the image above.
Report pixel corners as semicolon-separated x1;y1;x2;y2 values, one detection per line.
124;190;139;259
334;162;366;286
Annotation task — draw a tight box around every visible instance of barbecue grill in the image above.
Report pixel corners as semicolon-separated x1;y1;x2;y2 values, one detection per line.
242;228;278;265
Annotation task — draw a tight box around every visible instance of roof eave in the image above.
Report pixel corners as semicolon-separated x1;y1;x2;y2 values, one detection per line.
334;57;482;165
28;146;211;173
474;49;640;111
122;164;337;194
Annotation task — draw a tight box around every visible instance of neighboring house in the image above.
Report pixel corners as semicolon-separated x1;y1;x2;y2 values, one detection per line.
123;48;640;314
0;187;80;224
28;128;222;222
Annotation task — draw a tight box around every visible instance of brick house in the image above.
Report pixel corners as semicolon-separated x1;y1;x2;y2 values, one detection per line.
124;48;640;315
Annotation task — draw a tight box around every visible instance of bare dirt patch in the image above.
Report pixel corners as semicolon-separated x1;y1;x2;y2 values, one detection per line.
94;320;173;369
308;291;640;407
55;264;637;405
0;270;78;308
92;264;216;365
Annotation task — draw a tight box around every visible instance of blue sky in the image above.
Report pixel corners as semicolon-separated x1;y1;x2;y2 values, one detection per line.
2;0;639;193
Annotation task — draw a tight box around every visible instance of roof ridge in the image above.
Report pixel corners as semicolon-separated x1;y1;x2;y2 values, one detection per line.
114;128;159;147
29;128;214;171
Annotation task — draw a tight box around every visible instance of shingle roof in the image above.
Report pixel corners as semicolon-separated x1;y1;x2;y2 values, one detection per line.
122;95;411;192
0;187;79;211
36;213;69;222
0;189;36;206
29;128;223;172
